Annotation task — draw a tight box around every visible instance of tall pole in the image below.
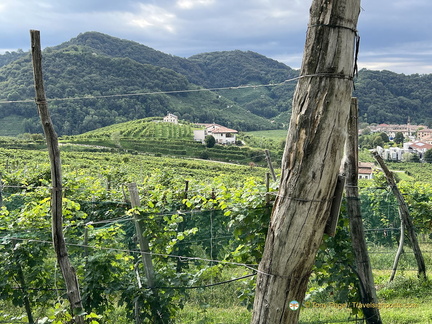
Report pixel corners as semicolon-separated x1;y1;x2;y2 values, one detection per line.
251;1;360;323
371;151;426;279
345;98;382;324
127;183;155;287
30;30;84;323
127;183;160;323
265;149;277;181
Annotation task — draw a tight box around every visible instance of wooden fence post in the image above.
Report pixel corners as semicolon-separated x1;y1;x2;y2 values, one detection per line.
265;149;277;181
251;1;361;322
345;98;382;323
265;172;271;205
30;30;84;323
12;239;35;324
127;183;155;287
176;180;189;272
127;182;159;323
371;151;426;279
389;211;405;282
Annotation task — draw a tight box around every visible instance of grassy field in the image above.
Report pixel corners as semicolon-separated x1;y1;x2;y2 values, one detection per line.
175;242;432;324
175;272;432;324
245;129;288;140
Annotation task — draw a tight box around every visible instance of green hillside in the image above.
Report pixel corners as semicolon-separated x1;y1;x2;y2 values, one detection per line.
55;32;208;85
1;32;432;137
354;69;432;125
0;41;275;136
59;118;278;165
77;117;193;139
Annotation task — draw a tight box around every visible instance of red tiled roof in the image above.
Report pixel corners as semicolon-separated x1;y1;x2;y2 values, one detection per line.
195;123;238;134
358;162;374;174
408;141;432;150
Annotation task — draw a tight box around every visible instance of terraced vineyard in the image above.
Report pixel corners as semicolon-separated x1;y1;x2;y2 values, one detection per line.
62;118;281;165
75;117;193;139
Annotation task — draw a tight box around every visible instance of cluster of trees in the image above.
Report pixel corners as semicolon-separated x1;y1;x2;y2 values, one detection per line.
0;49;27;67
358;130;404;149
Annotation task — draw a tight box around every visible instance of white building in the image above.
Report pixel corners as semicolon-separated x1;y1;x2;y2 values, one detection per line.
376;141;432;161
193;123;238;145
376;146;404;161
163;113;178;124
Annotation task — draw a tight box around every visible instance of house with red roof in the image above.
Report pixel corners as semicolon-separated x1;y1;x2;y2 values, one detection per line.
193;123;238;144
358;162;374;180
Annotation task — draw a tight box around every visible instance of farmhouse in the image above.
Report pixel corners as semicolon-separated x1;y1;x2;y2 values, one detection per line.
193;123;238;145
163;113;178;124
358;162;374;180
404;141;432;160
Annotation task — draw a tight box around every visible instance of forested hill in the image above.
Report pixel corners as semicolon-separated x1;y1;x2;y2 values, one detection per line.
354;69;432;125
0;32;431;136
0;33;279;136
53;32;208;86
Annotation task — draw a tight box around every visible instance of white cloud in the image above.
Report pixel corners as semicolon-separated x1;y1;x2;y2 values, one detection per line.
177;0;214;10
124;4;177;34
360;60;432;75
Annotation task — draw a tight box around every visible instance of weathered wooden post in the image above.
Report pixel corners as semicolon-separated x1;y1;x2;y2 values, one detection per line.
345;98;382;323
127;182;156;287
265;149;277;181
265;172;271;205
251;1;361;323
12;239;35;324
389;211;405;282
127;182;160;323
176;180;189;272
30;30;84;323
371;151;426;279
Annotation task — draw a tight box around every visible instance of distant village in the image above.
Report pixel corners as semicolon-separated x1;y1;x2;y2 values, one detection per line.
162;114;432;180
365;122;432;162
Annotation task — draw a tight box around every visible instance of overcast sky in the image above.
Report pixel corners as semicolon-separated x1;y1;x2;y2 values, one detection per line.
1;0;431;75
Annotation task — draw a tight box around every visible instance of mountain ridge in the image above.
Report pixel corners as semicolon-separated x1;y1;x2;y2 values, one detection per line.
0;31;431;136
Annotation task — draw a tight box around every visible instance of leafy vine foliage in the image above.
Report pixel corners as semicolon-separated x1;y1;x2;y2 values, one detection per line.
0;148;276;322
1;147;431;321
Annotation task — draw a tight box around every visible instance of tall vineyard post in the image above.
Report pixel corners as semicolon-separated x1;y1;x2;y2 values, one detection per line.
251;1;361;323
127;182;159;323
176;180;189;273
30;29;84;323
345;98;381;324
371;151;427;279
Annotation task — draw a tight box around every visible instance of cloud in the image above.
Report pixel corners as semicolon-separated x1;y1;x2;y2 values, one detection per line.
0;0;431;74
176;0;214;10
125;4;178;34
359;40;432;74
